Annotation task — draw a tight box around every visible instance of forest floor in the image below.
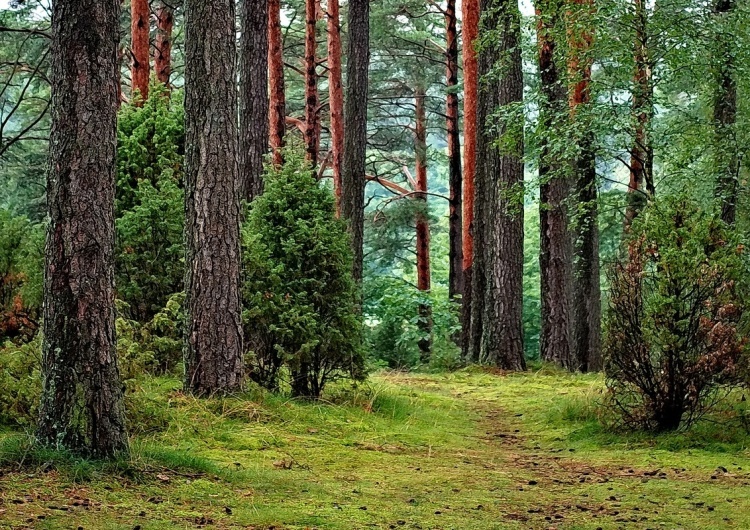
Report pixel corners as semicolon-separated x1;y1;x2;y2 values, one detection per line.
1;367;750;529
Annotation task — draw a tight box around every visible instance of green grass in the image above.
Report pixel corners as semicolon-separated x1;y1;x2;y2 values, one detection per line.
1;368;750;529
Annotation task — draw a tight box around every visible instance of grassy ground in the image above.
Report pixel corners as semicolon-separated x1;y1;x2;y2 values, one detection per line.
1;368;750;529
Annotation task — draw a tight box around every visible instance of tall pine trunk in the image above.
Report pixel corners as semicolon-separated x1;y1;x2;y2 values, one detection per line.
38;0;128;457
130;0;150;102
239;0;270;201
154;1;173;86
537;0;574;369
567;0;601;372
461;0;479;360
415;87;433;362
304;0;319;165
268;0;286;167
625;0;654;226
183;0;244;396
713;0;738;225
446;0;463;304
327;0;345;211
470;0;526;370
341;0;369;283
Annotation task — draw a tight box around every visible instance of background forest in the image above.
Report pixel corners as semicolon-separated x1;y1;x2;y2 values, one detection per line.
2;0;750;527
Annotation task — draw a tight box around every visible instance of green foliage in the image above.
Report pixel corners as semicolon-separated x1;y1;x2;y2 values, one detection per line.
0;336;41;426
604;196;750;431
242;150;365;398
115;85;185;322
364;276;460;370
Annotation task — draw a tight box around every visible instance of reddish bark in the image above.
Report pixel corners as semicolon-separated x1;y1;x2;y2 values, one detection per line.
154;2;174;86
268;0;286;166
130;0;150;102
461;0;478;356
327;0;345;212
446;0;462;303
304;0;319;165
415;87;432;361
625;0;653;226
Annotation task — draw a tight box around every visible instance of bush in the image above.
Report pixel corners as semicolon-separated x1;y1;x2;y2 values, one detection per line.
604;197;750;431
242;150;365;398
0;336;42;426
116;84;185;322
0;209;43;344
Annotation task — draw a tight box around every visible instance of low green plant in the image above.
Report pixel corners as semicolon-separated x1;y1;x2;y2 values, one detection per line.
242;149;365;398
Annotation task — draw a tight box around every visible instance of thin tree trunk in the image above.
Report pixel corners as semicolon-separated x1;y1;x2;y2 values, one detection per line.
537;0;574;369
446;0;463;305
268;0;286;167
154;1;173;86
304;0;319;165
130;0;150;102
239;0;270;201
713;0;738;225
567;0;601;372
183;0;244;396
461;0;479;360
415;86;432;362
471;0;526;370
625;0;654;226
341;0;369;283
38;0;128;458
327;0;345;212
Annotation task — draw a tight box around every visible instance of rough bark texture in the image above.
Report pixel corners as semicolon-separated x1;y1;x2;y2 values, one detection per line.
625;0;654;226
567;0;601;372
469;0;526;370
154;2;173;86
461;0;479;359
341;0;369;283
415;87;433;362
304;0;319;165
713;0;738;225
537;0;574;369
239;0;269;201
327;0;345;211
37;0;129;458
268;0;286;167
183;0;244;396
130;0;150;102
446;0;463;304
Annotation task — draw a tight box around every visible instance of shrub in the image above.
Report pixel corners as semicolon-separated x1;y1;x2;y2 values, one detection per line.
0;336;42;426
0;210;43;344
116;84;185;322
242;150;365;398
604;197;750;431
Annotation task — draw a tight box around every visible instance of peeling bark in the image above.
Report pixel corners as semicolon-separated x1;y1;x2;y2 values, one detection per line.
130;0;150;102
327;0;345;212
154;1;173;86
268;0;286;167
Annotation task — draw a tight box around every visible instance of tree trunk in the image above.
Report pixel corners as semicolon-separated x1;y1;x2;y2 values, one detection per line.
268;0;286;167
625;0;654;226
130;0;150;102
470;0;526;370
446;0;463;305
537;0;574;369
713;0;738;225
327;0;345;212
183;0;244;396
341;0;369;283
37;0;128;458
154;1;173;86
304;0;319;165
567;0;601;372
239;0;270;201
461;0;479;360
415;87;432;362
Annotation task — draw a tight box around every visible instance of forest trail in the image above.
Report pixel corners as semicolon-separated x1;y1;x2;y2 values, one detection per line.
1;370;750;529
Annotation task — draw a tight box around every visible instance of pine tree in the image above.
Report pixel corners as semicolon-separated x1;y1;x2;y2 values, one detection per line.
37;0;128;457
